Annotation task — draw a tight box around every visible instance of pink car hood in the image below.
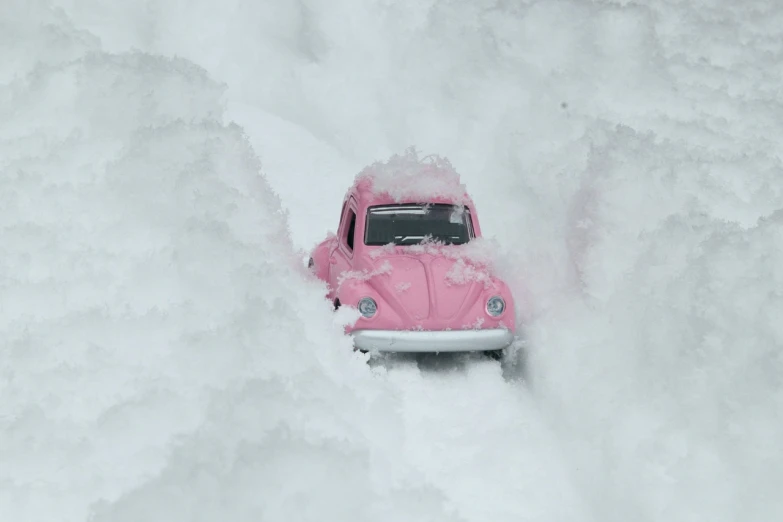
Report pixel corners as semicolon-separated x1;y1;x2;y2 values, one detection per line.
342;250;513;331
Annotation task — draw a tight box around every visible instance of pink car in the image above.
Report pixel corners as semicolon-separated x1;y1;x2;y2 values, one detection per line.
308;153;516;356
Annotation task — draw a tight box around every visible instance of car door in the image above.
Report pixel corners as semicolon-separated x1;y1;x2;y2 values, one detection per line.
329;197;358;303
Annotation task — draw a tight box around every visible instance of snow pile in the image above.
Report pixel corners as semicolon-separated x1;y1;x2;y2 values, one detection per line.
455;3;783;518
190;0;782;519
6;0;783;521
0;8;459;522
527;126;783;522
352;147;471;205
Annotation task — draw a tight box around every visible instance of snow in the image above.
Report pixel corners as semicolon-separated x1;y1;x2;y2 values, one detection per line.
369;236;501;268
337;259;393;291
352;147;472;205
395;281;412;294
444;258;493;289
3;1;783;522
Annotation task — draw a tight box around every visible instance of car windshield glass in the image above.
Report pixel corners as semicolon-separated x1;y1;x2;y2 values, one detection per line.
364;204;472;246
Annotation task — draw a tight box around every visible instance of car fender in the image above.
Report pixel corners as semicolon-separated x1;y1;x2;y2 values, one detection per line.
308;234;337;285
335;274;378;307
334;274;408;331
481;276;516;332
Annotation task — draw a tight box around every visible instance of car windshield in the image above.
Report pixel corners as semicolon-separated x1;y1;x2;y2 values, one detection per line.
364;204;473;246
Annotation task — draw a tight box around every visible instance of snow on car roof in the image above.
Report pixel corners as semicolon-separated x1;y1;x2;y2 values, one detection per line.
351;148;473;206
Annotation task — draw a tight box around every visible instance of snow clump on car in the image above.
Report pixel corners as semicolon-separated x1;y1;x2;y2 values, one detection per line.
336;259;394;290
351;147;472;205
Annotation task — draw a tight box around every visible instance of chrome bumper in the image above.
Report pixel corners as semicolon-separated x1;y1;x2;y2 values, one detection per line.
351;328;514;353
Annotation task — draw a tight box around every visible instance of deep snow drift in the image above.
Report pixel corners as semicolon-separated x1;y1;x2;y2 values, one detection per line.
0;3;583;522
3;1;783;522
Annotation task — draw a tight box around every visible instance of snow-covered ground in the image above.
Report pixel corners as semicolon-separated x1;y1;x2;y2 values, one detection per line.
2;1;782;521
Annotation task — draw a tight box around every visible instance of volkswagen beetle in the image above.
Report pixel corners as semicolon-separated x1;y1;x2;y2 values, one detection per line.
308;152;516;356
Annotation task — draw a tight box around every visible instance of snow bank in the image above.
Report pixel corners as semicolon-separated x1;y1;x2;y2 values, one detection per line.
459;3;783;520
7;0;783;521
0;8;458;522
203;1;782;520
528;126;783;522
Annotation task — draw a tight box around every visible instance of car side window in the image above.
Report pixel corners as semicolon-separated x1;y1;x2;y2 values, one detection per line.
345;209;356;251
339;201;346;229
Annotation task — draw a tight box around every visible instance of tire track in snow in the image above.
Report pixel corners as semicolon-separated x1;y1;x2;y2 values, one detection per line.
371;354;593;522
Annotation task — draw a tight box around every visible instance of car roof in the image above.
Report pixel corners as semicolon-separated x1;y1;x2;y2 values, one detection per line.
347;151;476;209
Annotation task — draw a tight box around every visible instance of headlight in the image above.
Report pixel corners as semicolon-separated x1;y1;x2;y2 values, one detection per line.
358;297;377;318
486;296;505;316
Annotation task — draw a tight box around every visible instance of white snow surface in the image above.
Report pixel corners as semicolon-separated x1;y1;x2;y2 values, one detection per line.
352;148;472;206
2;1;783;522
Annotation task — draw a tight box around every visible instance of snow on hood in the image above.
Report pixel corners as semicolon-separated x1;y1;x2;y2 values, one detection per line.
367;236;503;288
337;259;393;291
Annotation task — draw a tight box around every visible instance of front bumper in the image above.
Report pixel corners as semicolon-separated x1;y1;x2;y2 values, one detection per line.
351;328;514;353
